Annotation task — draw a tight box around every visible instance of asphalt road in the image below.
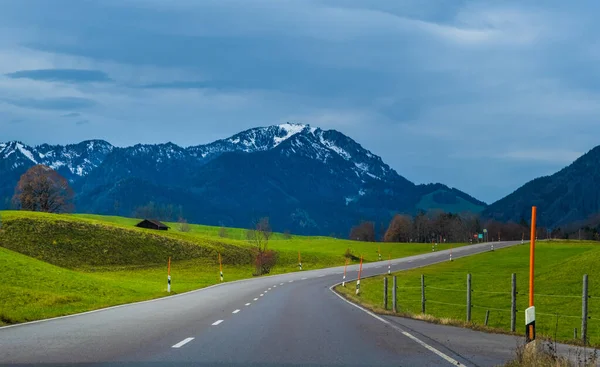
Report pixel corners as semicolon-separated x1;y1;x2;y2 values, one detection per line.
2;241;534;367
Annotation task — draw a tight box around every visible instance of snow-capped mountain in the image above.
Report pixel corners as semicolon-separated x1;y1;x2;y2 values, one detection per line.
0;140;113;179
0;123;485;235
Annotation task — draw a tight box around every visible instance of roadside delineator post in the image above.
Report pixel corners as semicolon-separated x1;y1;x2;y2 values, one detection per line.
167;256;171;293
378;246;382;261
298;251;302;270
388;254;391;275
342;258;348;287
392;275;398;313
450;244;453;262
356;255;363;295
219;252;224;282
526;206;537;342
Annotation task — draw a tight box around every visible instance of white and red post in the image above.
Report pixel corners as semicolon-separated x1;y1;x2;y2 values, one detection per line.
356;256;363;295
219;252;224;282
167;256;171;293
342;258;348;287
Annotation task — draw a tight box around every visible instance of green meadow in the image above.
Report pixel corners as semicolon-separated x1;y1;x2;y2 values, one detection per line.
0;210;463;325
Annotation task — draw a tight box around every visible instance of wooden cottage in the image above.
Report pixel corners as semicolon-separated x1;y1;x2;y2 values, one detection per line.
135;219;169;231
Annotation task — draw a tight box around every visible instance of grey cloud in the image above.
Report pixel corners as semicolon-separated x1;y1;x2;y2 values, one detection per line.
62;112;81;118
5;69;112;83
5;97;97;110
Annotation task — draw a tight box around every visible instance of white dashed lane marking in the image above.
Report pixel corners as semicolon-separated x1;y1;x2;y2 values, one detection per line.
245;303;251;306
172;338;194;349
253;298;258;301
232;309;240;314
212;320;224;326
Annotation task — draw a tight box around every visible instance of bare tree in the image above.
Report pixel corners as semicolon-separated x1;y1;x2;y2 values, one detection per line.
247;217;277;275
178;217;190;232
283;229;292;239
384;214;412;242
13;165;74;213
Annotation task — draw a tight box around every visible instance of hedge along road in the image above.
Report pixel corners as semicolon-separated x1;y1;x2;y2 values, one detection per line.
1;241;522;367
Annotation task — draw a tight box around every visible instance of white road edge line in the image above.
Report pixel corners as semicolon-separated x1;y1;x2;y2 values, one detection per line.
329;286;466;366
212;320;224;326
172;337;194;348
245;303;251;306
232;309;240;314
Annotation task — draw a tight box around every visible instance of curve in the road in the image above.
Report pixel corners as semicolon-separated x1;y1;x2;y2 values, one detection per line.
1;241;522;367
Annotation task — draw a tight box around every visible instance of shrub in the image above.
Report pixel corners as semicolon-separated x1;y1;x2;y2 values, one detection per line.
253;249;278;276
344;248;359;261
178;217;190;232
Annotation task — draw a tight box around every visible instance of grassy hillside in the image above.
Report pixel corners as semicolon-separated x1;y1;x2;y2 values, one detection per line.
416;189;485;214
0;246;254;324
0;210;466;325
336;241;600;346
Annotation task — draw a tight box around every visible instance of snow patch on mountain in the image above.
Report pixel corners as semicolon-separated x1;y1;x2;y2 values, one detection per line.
273;123;306;147
318;134;351;160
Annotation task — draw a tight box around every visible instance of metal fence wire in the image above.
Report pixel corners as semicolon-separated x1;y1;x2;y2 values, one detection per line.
379;273;593;344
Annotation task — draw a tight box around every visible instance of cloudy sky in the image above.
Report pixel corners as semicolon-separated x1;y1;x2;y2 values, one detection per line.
1;0;599;203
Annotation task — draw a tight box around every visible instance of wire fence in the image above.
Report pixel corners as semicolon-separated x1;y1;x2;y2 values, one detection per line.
377;272;597;345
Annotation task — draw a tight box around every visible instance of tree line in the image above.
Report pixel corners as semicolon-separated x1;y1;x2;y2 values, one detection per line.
350;210;550;243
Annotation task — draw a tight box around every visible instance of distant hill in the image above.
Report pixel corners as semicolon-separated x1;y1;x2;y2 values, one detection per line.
0;123;486;236
484;146;600;227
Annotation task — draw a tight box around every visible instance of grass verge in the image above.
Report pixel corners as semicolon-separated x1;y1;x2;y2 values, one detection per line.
335;241;600;346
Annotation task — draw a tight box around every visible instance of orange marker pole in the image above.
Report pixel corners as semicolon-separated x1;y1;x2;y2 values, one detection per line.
219;252;224;282
167;256;171;293
342;258;348;287
298;251;302;270
356;255;363;295
528;206;537;341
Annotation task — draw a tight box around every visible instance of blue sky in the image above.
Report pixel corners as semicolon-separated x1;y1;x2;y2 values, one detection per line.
1;0;599;203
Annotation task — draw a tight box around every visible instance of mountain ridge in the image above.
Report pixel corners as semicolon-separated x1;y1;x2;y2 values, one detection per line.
484;145;600;228
0;123;485;235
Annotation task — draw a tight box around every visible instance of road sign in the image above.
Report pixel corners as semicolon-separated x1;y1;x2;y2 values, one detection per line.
483;229;488;233
478;234;483;239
